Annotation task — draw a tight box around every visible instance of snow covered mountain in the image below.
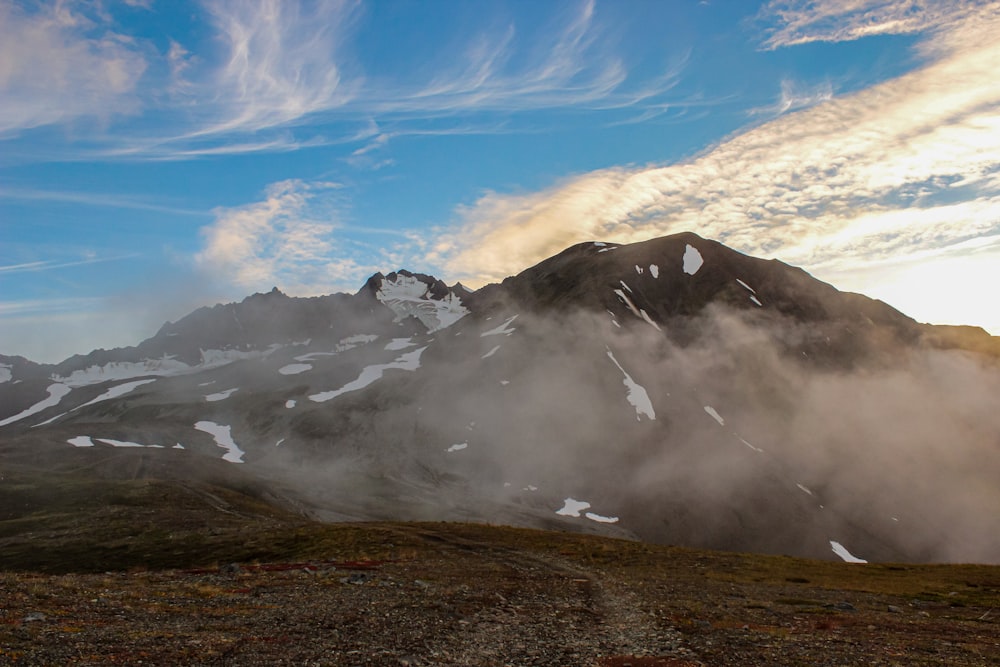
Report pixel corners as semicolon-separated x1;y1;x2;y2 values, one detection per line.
2;232;999;564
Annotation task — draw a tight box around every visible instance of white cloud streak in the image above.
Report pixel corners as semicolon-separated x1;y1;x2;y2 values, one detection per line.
757;0;996;49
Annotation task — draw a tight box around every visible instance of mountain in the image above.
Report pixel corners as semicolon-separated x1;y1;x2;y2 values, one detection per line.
2;232;999;565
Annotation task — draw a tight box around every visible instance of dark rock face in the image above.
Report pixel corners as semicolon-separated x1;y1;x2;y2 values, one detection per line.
2;232;999;564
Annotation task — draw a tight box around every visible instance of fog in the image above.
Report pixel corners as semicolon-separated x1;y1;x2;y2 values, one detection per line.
301;302;1000;563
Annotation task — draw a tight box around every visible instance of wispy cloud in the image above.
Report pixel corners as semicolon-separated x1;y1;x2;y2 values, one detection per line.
0;187;209;216
0;254;140;275
757;0;995;49
424;5;1000;322
1;0;688;159
0;0;147;135
196;179;381;294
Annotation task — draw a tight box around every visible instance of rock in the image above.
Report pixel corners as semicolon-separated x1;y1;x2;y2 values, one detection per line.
219;563;241;575
887;605;902;613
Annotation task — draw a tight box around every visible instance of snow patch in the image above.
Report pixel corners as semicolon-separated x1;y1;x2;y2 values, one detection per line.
830;541;868;563
649;264;659;279
385;337;415;351
613;289;642;318
76;379;156;409
682;244;704;275
606;350;656;421
285;399;296;409
750;295;763;307
585;512;619;524
53;348;277;387
309;347;426;403
194;421;245;463
0;383;72;427
739;437;763;453
480;315;518;337
499;380;510;386
275;438;285;447
0;364;11;384
68;436;95;448
446;443;468;453
619;280;633;293
703;405;725;425
376;274;469;332
796;483;814;496
96;438;145;448
593;242;606;247
639;309;662;332
556;498;591;517
635;265;643;274
482;345;500;359
294;334;379;361
278;363;312;375
205;387;239;402
736;278;756;294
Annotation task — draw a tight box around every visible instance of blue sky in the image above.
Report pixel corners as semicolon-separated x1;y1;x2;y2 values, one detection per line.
2;0;1000;362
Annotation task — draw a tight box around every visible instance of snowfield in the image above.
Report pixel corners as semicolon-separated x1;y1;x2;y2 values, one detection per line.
309;347;427;403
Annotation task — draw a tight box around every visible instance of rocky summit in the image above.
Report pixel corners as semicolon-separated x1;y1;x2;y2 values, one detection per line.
2;232;999;565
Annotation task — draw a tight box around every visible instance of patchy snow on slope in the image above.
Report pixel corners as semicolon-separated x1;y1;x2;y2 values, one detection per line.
585;512;619;524
96;438;145;448
613;289;642;318
0;383;72;427
556;498;591;517
0;364;11;384
285;399;296;409
54;347;279;387
194;421;245;463
376;274;469;332
32;412;67;427
278;363;312;375
76;379;156;409
446;443;468;452
736;278;756;294
294;334;379;361
481;315;518;337
482;345;501;359
703;405;725;425
385;337;415;351
639;309;662;332
606;349;656;421
830;541;868;563
68;436;95;447
205;387;239;402
309;347;427;403
683;244;704;275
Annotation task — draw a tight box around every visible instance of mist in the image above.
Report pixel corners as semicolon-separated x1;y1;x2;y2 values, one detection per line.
276;302;1000;563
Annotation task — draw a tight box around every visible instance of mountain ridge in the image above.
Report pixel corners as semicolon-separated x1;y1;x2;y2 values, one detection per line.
2;231;998;564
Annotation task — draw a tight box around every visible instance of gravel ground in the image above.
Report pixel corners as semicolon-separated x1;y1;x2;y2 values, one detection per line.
2;525;997;666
